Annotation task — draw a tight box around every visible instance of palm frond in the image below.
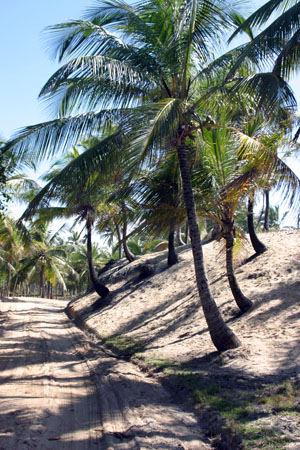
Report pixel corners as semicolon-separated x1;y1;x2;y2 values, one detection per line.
273;28;300;78
227;2;300;79
229;0;295;41
128;99;182;170
235;129;300;212
40;72;149;117
19;131;123;221
230;72;297;112
2;110;119;162
45;19;128;61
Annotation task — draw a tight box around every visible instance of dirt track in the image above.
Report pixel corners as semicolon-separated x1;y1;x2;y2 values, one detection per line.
0;296;210;450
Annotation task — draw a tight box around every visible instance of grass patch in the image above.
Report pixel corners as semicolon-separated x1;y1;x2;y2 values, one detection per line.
144;357;177;372
241;425;289;450
257;379;299;413
103;335;145;357
146;360;299;449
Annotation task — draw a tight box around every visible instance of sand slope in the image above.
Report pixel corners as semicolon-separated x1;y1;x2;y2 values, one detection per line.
68;230;300;380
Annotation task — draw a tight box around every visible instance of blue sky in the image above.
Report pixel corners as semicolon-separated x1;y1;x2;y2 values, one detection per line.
1;1;300;226
1;0;87;140
1;0;299;140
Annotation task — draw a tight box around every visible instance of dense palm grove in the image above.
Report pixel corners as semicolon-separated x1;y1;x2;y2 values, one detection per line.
1;0;300;351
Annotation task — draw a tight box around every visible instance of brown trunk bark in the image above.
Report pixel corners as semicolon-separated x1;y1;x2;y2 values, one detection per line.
40;264;45;298
114;220;122;259
121;203;135;262
224;221;253;313
87;220;110;297
185;220;189;244
6;267;11;297
168;229;179;266
176;143;240;351
248;199;267;254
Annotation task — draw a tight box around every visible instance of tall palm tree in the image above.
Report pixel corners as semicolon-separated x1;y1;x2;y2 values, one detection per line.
81;204;110;297
6;0;295;350
193;127;254;312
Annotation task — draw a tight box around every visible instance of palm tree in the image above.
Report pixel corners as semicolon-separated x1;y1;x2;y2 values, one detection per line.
247;192;267;254
82;205;110;297
68;238;113;295
23;203;111;298
193;127;254;312
0;214;24;296
242;109;300;251
14;222;74;298
8;0;293;350
128;151;186;266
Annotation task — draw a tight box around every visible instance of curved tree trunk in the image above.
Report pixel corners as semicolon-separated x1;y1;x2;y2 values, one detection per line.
176;227;185;246
122;225;135;262
223;221;253;313
176;143;240;351
86;273;94;294
87;220;110;297
248;199;267;254
121;203;135;262
168;229;179;266
263;190;270;231
114;219;122;259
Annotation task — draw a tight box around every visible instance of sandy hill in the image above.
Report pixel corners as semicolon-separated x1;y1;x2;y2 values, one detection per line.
67;230;300;449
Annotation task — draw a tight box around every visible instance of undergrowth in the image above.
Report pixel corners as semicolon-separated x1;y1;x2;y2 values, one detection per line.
102;335;145;358
146;359;300;449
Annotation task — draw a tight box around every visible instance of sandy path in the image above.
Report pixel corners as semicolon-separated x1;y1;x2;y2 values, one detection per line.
0;297;210;450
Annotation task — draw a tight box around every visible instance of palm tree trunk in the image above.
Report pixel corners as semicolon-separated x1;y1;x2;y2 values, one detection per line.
168;229;179;266
12;279;18;298
248;198;267;254
185;220;189;244
176;227;185;246
223;222;253;313
114;220;122;259
176;143;240;351
87;220;110;297
121;203;135;262
6;267;11;297
40;264;45;298
263;190;270;231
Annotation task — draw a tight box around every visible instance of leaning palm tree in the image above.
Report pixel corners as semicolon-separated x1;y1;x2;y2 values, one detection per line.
194;127;254;312
79;204;110;297
23;202;111;298
5;1;296;350
241;109;300;252
127;151;186;266
68;238;112;295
